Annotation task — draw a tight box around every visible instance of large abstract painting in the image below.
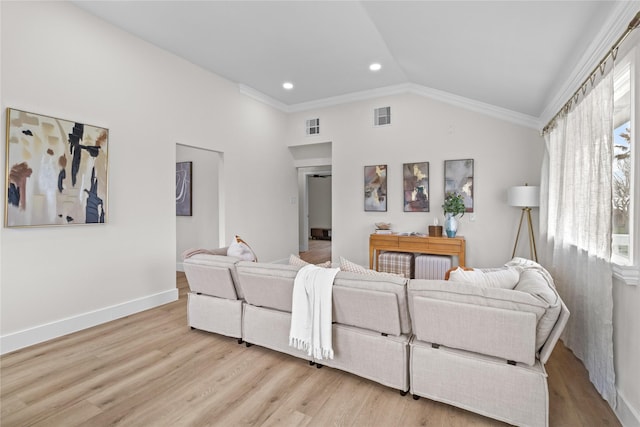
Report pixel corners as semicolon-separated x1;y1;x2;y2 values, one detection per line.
176;161;192;216
5;108;109;227
364;164;387;212
403;162;429;212
444;159;474;212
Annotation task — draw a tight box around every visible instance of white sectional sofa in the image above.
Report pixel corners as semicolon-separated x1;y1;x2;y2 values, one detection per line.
182;252;568;427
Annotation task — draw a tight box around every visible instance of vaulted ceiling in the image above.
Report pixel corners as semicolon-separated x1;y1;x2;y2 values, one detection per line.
74;1;633;127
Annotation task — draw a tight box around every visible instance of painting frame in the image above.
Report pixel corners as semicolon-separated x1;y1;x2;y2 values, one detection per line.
5;108;109;227
176;161;193;216
364;164;387;212
444;159;474;213
403;161;429;212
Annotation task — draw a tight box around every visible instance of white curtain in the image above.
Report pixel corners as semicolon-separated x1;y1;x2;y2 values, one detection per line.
540;70;616;406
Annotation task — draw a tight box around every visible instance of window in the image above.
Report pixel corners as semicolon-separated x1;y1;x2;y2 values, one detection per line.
612;60;633;265
306;118;320;136
374;106;391;126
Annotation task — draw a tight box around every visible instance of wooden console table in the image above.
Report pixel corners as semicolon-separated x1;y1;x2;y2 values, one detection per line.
369;234;466;270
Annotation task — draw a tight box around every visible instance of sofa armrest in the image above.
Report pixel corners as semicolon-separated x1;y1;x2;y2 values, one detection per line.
538;299;570;364
411;296;537;365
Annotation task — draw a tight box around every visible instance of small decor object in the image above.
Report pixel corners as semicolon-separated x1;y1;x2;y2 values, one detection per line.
176;161;192;216
444;159;474;212
364;164;387;212
403;162;429;212
443;192;466;237
374;222;393;234
428;218;443;237
5;108;108;227
508;184;540;262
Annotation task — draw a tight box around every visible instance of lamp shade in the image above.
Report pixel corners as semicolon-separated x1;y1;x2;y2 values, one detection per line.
508;185;540;207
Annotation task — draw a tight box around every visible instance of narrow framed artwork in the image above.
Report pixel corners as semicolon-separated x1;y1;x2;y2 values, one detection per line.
444;159;474;212
176;161;192;216
364;164;387;212
5;108;108;227
403;162;429;212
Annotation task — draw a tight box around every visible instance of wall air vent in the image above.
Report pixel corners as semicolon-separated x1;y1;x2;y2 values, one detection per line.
306;118;320;135
374;106;391;126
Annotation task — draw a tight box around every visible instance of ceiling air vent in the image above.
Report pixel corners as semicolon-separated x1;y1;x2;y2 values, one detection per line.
306;118;320;135
374;106;391;126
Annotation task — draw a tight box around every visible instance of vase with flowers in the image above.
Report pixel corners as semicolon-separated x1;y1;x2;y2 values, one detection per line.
442;192;465;237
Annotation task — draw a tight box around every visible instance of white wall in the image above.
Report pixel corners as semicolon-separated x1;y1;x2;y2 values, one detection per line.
176;145;220;270
613;277;640;426
0;1;298;353
287;93;544;268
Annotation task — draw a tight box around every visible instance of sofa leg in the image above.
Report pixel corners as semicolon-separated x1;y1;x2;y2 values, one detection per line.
316;363;323;369
412;394;420;400
400;390;408;396
309;361;315;366
245;342;253;348
190;326;195;330
237;338;243;345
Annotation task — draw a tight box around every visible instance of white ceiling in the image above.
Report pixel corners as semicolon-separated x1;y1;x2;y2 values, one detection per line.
73;1;633;124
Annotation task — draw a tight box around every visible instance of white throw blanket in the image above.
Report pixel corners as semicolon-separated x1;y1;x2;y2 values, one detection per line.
289;264;340;360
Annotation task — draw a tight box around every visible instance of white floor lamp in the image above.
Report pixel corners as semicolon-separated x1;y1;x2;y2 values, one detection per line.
508;184;540;262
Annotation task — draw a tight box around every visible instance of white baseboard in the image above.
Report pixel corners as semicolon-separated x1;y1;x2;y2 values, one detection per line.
0;288;178;355
617;389;640;427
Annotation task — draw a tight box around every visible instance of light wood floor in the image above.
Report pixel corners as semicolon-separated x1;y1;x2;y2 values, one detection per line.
298;239;331;265
1;263;620;426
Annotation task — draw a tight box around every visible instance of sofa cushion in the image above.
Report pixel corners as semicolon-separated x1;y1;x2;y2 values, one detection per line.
289;254;332;268
409;280;547;321
339;257;400;277
236;261;300;312
448;266;519;289
334;270;411;335
513;269;561;351
183;253;242;299
504;257;563;351
182;246;229;259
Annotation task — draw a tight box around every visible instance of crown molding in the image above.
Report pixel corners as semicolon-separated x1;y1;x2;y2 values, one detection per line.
538;2;640;129
285;83;412;113
238;81;539;129
407;84;540;129
237;84;289;112
292;81;540;129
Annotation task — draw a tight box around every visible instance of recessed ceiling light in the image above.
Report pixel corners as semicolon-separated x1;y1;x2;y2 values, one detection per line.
283;82;294;90
369;63;382;72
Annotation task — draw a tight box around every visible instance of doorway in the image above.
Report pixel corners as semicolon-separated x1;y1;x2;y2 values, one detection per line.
176;143;224;271
297;167;332;264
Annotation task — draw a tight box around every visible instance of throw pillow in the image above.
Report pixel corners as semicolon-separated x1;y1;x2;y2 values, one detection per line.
448;266;520;290
289;254;331;268
227;235;257;262
339;257;400;277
